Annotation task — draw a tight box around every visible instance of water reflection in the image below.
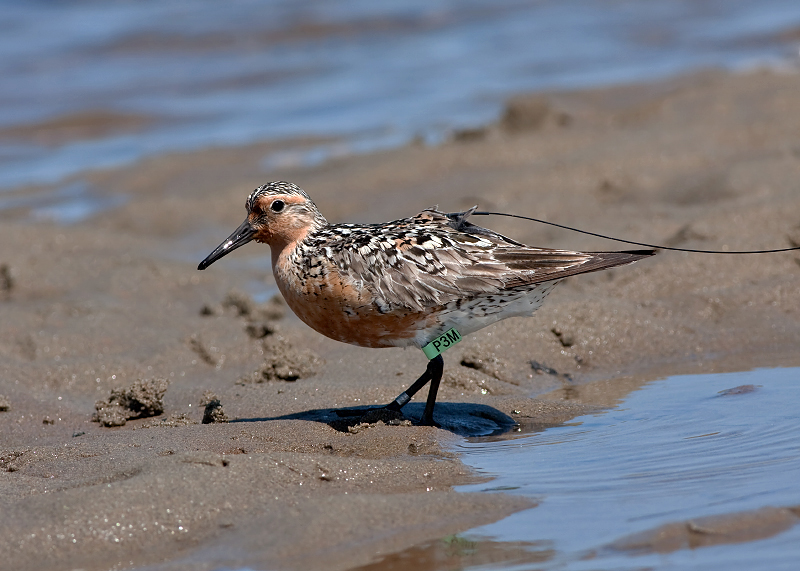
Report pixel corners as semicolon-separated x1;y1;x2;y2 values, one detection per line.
351;534;554;571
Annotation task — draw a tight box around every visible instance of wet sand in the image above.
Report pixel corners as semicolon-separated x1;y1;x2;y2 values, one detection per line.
1;68;800;570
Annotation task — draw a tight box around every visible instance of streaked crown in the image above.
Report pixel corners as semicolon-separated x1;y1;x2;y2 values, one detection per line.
246;181;328;229
247;181;313;210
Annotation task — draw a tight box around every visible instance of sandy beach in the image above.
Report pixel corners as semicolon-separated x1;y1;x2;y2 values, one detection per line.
1;68;800;570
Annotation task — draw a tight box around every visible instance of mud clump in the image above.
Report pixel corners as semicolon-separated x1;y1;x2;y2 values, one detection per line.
442;368;496;395
530;360;573;382
1;449;28;472
329;407;411;433
244;320;275;339
0;395;10;412
201;291;286;341
92;378;169;427
460;349;506;380
200;391;229;424
201;290;286;321
0;264;13;299
200;289;253;317
501;96;571;132
551;326;575;348
241;338;320;383
221;289;255;316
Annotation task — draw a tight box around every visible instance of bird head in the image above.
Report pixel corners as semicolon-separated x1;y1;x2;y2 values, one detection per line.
197;181;326;270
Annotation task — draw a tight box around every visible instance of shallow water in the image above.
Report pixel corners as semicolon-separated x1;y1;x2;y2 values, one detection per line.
2;0;800;193
442;367;800;570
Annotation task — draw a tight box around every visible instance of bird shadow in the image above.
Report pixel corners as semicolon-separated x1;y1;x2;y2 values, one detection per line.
231;402;518;438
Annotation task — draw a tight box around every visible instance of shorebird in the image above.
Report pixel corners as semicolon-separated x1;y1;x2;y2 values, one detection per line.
198;181;654;425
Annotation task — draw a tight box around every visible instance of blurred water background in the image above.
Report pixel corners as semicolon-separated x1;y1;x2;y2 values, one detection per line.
2;0;800;192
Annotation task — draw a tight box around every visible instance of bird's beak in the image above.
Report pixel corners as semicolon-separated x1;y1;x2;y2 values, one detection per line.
197;218;256;270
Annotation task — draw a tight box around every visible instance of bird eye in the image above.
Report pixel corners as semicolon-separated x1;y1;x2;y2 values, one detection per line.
270;200;285;213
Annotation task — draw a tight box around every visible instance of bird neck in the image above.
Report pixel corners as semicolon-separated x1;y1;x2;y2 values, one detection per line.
269;218;327;268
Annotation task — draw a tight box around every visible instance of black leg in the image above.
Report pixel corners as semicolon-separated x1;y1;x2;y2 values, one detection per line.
386;355;444;425
419;356;444;426
336;356;445;424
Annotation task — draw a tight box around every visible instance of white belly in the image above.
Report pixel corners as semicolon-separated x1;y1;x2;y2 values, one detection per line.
403;280;560;348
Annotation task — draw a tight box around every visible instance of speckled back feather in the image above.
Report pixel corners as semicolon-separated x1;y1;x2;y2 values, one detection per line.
288;203;651;313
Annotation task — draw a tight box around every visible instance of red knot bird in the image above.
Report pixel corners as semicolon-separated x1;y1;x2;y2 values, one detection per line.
198;181;654;425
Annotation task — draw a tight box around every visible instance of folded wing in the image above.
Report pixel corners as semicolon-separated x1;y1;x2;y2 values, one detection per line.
331;209;655;312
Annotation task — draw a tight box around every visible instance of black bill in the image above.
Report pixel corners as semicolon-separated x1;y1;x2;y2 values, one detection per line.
197;219;255;270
